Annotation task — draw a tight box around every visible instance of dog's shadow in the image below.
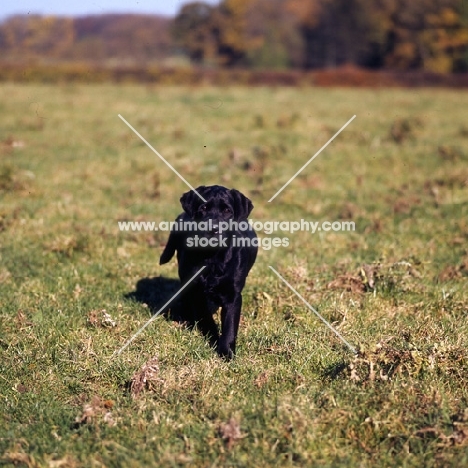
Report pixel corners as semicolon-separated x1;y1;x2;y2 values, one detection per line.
124;276;184;321
125;276;221;350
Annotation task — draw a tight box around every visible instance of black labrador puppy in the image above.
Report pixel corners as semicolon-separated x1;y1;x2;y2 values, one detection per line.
160;185;257;359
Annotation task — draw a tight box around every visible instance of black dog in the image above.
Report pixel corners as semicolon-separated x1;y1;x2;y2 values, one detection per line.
160;185;257;359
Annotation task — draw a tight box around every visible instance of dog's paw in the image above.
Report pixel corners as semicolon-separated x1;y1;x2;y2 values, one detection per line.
217;341;235;360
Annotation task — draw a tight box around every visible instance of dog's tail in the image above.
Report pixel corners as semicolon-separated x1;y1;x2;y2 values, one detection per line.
159;230;178;265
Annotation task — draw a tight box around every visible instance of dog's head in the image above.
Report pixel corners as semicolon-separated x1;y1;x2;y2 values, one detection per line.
181;185;253;229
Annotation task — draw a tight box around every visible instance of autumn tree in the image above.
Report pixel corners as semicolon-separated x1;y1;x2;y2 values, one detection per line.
369;0;468;72
173;0;257;67
213;0;254;66
172;2;217;64
0;14;172;63
286;0;386;68
245;0;303;69
283;0;468;71
0;15;75;59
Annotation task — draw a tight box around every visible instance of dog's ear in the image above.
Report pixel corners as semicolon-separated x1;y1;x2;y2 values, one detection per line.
230;189;253;220
180;186;205;217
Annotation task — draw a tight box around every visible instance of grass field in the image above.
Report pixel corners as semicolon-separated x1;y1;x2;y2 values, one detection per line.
1;83;467;467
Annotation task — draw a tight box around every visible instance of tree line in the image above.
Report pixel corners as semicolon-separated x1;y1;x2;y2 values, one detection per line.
174;0;468;72
0;14;171;62
1;0;467;73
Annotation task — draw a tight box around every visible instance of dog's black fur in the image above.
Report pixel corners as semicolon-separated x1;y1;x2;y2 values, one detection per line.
160;185;257;359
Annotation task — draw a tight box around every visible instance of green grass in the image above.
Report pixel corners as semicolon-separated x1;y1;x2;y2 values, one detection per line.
1;83;468;467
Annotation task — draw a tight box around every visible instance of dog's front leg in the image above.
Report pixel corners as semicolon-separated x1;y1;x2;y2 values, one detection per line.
218;294;242;360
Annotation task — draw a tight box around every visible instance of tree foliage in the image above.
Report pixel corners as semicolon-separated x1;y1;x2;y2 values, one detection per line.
0;1;467;73
283;0;468;71
0;15;75;59
0;14;171;62
173;0;256;66
246;0;303;68
172;0;468;72
378;0;468;72
172;2;217;64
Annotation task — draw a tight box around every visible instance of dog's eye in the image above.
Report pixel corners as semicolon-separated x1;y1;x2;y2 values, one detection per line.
200;205;207;212
223;208;232;214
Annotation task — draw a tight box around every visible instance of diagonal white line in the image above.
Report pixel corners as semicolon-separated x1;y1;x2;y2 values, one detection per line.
112;266;206;358
268;115;356;203
118;114;206;202
269;266;357;355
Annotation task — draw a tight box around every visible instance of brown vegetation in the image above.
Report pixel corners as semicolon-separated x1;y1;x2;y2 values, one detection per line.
1;62;468;86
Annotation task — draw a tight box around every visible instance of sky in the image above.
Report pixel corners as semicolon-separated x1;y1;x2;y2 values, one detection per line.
0;0;220;19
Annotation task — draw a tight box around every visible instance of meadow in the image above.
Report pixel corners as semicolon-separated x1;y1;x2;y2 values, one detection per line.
0;83;467;466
